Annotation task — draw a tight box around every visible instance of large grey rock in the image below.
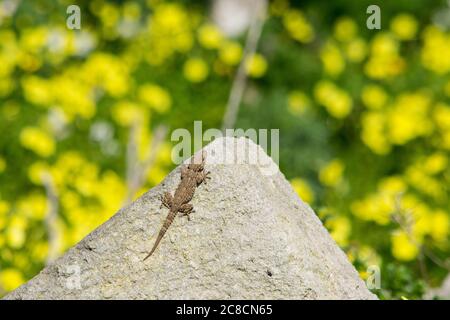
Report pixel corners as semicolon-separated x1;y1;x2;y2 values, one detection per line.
4;137;376;299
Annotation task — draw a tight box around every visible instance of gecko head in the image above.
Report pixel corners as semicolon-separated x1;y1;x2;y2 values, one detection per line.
188;151;206;172
188;163;204;172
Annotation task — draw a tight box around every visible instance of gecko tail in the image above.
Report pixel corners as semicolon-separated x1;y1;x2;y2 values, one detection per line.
143;211;176;261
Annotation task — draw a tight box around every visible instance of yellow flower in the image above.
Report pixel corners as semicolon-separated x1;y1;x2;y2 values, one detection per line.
391;231;418;261
6;215;27;249
245;53;268;78
423;152;447;174
326;216;351;246
433;103;450;130
430;210;449;242
0;269;25;291
21;76;53;106
361;111;391;154
20;27;48;53
320;41;345;76
219;41;243;66
17;194;47;220
314;81;352;118
334;17;358;42
290;178;315;203
146;2;194;64
81;53;130;97
361;84;388;110
345;38;368;63
283;9;314;43
421;26;450;74
183;58;209;83
138;84;172;112
365;33;405;79
198;24;223;49
27;161;50;185
378;176;407;195
351;194;392;225
0;157;6;173
287;91;311;116
112;101;147;126
390;14;418;40
20;127;56;157
319;159;344;187
0;77;14;97
147;165;168;186
387;92;432;145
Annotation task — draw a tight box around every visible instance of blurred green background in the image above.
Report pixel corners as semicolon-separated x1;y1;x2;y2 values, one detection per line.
0;0;449;299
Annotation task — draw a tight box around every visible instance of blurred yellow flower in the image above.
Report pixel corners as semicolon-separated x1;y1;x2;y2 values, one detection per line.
326;216;351;246
123;2;141;20
290;177;315;203
320;41;345;76
138;83;172;112
0;199;10;215
421;26;450;74
0;157;6;173
387;92;432;145
433;102;450;130
283;9;314;43
431;210;449;242
361;111;391;154
198;24;223;49
27;162;50;185
314;80;352;118
245;53;268;78
361;84;388;110
20;27;48;53
147;2;194;63
0;269;24;291
219;41;243;66
183;58;209;83
0;77;14;97
21;76;52;106
147;165;168;186
81;53;130;97
378;176;407;195
390;14;418;40
391;231;418;261
423;152;447;174
345;38;368;63
18;194;47;220
7;215;27;249
334;17;358;42
287;90;311;116
99;3;120;29
112;101;147;126
365;33;405;79
319;159;344;187
20;127;55;157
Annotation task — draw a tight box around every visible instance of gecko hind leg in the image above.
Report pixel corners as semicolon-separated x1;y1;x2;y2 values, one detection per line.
178;203;194;221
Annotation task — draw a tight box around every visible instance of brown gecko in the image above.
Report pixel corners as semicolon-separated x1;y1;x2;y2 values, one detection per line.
143;152;210;260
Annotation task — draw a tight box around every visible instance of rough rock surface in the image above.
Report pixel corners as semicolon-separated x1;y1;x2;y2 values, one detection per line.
5;137;376;299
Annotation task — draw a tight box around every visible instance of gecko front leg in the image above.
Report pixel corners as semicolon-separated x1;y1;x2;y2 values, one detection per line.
160;192;173;209
196;171;211;185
